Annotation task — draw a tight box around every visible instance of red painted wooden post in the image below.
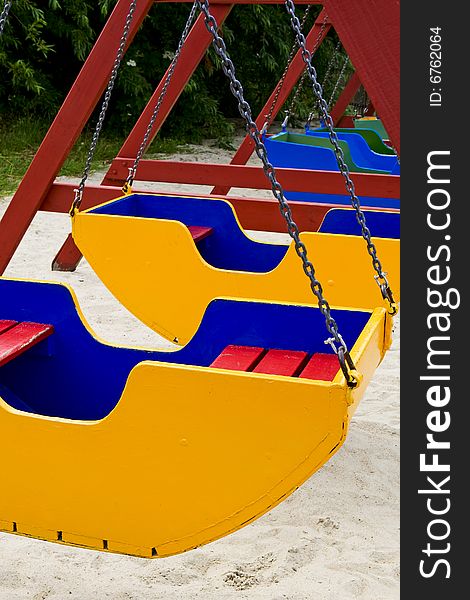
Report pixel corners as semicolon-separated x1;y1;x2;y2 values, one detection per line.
211;9;331;196
322;0;400;152
0;0;154;275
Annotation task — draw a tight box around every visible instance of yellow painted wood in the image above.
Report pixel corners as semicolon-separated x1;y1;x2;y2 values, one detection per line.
0;286;388;558
73;200;400;344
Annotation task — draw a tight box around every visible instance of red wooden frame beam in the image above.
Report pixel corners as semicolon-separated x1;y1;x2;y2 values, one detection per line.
323;0;400;152
0;0;154;275
43;181;399;236
211;8;331;195
107;158;400;198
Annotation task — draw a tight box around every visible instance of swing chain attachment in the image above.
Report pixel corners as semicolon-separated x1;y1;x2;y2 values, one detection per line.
325;336;361;388
0;0;12;37
123;0;199;193
70;0;138;216
197;0;359;388
284;0;398;317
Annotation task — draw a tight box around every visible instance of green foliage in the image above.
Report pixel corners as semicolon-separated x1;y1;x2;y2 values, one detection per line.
0;114;193;196
1;2;348;145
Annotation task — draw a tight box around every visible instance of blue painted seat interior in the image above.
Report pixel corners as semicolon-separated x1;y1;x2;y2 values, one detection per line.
313;127;395;156
319;209;400;239
89;195;398;270
264;132;399;208
307;131;400;173
283;190;400;210
91;194;288;274
264;131;388;174
0;279;371;421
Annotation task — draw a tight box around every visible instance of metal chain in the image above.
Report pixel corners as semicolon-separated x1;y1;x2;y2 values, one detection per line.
361;89;370;117
305;38;340;130
0;0;12;37
262;5;314;133
321;38;341;90
196;0;359;387
352;85;369;118
284;0;397;315
123;0;198;192
282;11;328;130
327;53;350;109
70;0;137;215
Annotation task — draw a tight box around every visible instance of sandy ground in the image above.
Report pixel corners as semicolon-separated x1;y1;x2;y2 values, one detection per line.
0;142;399;599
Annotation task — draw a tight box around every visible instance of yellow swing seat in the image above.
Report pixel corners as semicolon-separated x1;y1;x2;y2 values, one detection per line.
0;277;391;558
72;194;400;344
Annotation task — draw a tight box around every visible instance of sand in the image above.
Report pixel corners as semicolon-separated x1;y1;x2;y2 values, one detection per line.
0;141;399;599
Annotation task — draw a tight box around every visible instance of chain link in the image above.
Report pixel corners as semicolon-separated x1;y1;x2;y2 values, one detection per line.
197;0;360;387
327;53;349;109
305;38;340;130
284;0;397;316
281;11;328;131
123;1;198;192
70;0;137;215
352;85;369;118
0;0;12;37
261;4;311;133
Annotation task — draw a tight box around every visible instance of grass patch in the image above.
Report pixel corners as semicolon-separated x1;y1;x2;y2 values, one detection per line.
0;116;196;197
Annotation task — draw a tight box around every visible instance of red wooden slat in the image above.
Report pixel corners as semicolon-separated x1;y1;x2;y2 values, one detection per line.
210;345;265;372
299;353;339;381
188;225;214;243
0;322;54;368
0;320;17;335
253;349;309;377
108;159;401;198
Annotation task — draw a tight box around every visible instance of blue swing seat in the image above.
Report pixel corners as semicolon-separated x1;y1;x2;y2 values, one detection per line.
264;132;400;209
307;130;400;174
0;278;369;421
0;277;391;559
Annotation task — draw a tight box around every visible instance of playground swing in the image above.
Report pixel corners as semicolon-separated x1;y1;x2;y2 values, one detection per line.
71;0;400;345
265;130;400;174
260;21;399;206
312;87;395;154
306;103;399;171
265;39;400;176
306;130;399;171
0;0;398;558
